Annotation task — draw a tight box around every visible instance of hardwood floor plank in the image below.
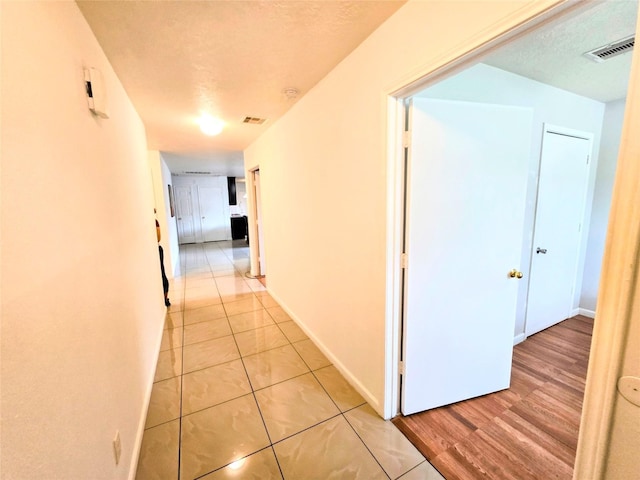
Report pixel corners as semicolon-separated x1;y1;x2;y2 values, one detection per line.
541;376;585;411
531;330;590;361
514;342;576;374
508;364;545;397
510;392;580;452
498;409;576;468
448;390;516;429
432;440;499;480
437;429;535;480
476;417;573;480
392;405;476;458
394;316;592;479
561;315;595;335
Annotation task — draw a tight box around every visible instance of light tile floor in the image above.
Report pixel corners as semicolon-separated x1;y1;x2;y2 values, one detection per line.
136;241;443;480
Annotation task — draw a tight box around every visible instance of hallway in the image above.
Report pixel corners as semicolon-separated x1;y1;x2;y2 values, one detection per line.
135;241;441;480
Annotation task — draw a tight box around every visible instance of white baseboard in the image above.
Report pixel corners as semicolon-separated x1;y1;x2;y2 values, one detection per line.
266;289;382;416
513;333;526;345
128;311;166;480
578;308;596;319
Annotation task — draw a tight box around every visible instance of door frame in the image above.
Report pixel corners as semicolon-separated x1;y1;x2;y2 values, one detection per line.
383;2;636;477
385;0;584;421
247;167;265;278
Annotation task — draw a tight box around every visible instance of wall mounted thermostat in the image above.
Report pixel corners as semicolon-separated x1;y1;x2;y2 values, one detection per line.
84;67;109;119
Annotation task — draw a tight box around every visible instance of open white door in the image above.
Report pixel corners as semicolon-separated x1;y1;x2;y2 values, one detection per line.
525;126;592;336
401;98;532;415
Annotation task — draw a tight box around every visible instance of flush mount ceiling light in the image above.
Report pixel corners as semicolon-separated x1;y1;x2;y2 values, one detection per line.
198;114;224;136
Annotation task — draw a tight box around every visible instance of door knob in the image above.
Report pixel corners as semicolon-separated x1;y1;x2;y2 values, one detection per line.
509;269;524;279
536;247;547;254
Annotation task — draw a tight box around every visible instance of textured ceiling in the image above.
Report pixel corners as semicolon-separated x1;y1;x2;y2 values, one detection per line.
76;0;406;174
483;0;638;103
78;1;637;175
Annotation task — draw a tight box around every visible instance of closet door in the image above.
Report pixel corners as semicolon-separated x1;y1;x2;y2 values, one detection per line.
525;125;592;336
175;185;197;244
198;186;229;242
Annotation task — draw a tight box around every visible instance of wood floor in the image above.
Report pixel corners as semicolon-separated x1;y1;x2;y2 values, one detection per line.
392;315;593;480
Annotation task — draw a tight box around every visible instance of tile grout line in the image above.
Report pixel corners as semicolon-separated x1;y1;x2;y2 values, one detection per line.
175;242;253;478
194;242;288;480
341;413;393;480
176;249;189;480
152;242;396;480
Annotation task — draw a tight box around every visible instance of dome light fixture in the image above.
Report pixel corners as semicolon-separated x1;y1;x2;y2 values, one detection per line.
198;114;225;136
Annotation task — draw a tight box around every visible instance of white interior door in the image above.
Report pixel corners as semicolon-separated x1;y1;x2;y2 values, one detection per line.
175;185;197;244
525;126;592;336
402;98;532;415
198;186;229;242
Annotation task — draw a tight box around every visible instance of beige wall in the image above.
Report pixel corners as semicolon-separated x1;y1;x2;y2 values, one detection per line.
149;151;180;278
244;0;565;415
1;2;165;479
246;0;639;476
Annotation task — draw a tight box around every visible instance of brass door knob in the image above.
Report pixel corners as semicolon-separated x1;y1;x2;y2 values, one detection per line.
509;269;524;279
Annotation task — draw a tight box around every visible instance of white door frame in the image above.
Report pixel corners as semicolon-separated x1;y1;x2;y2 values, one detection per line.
385;2;639;478
384;0;583;421
247;167;264;278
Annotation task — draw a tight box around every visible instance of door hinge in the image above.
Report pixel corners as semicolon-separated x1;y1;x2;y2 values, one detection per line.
400;253;408;269
399;361;405;375
402;131;411;149
586;155;590;165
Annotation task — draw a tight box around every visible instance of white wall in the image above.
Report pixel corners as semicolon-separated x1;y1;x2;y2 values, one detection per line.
418;63;606;337
244;0;565;415
150;151;180;277
1;2;165;479
580;98;626;313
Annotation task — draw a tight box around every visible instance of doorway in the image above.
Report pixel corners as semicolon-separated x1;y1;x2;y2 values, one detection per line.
387;5;636;476
391;1;634;417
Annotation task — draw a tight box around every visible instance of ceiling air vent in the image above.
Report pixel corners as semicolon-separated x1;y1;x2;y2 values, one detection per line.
242;116;267;125
183;171;212;175
584;35;635;63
